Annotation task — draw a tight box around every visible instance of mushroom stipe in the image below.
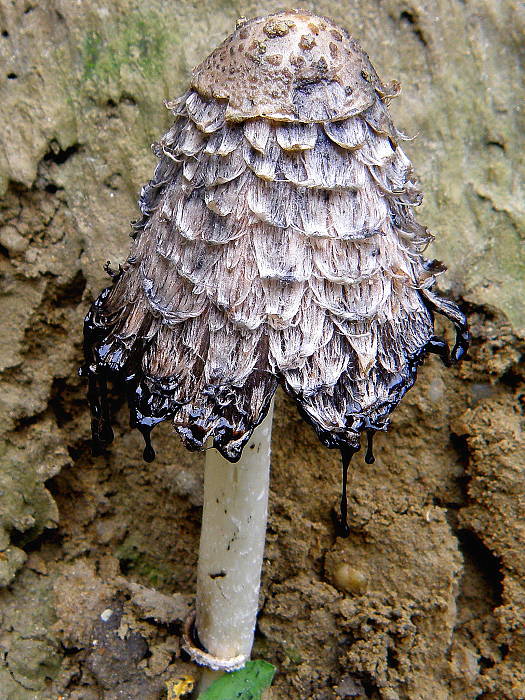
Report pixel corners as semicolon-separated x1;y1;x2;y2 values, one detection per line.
81;8;469;677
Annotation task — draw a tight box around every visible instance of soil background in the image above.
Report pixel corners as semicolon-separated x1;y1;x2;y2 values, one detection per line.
0;1;524;698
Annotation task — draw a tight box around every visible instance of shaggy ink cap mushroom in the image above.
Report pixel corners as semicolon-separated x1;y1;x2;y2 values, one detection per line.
82;7;470;673
83;8;468;474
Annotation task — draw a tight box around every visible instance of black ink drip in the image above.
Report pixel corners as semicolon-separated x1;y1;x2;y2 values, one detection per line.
451;327;471;363
336;446;356;538
80;285;163;461
140;425;156;463
421;290;471;368
365;430;375;464
426;336;451;367
80;287;115;454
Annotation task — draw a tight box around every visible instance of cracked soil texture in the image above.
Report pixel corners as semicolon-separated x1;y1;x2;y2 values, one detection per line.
0;1;523;698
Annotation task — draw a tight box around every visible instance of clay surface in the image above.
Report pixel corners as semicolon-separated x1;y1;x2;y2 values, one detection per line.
0;1;523;699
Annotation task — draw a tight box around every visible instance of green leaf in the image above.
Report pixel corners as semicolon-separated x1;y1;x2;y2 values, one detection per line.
200;660;276;700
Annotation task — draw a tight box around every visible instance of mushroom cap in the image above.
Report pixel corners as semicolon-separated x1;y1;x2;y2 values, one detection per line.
83;10;468;464
191;9;390;123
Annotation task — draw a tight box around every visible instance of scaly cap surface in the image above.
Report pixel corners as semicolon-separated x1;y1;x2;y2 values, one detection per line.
191;9;397;122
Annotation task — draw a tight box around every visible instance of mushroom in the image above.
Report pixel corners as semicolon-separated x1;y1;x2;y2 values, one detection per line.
82;8;469;686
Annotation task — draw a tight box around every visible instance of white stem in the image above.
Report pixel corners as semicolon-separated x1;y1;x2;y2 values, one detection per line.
195;401;274;670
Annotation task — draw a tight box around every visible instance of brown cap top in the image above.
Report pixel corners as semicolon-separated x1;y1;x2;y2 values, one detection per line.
191;9;394;123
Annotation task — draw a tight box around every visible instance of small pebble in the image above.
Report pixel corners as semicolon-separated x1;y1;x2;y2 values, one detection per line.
0;225;27;255
332;563;368;594
100;608;113;622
